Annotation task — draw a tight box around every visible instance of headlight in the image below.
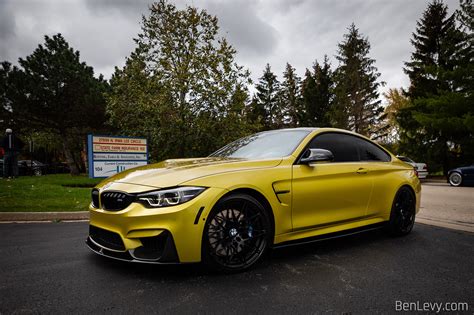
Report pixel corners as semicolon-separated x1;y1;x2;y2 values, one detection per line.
137;186;206;208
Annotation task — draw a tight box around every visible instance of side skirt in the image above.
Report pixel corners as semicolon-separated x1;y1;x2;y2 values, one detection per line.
273;222;387;249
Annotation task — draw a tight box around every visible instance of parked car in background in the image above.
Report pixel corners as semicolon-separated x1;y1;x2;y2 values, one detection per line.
1;159;71;177
18;160;48;176
397;156;428;179
447;165;474;187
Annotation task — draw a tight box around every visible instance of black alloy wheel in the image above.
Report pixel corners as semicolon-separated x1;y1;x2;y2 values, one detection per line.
387;186;416;236
203;193;272;272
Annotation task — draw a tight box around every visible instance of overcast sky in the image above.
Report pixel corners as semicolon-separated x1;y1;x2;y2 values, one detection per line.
0;0;459;98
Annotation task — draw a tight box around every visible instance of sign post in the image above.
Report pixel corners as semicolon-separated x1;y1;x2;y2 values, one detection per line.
87;135;148;178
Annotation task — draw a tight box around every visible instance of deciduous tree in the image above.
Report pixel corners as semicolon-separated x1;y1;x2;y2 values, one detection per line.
108;0;251;159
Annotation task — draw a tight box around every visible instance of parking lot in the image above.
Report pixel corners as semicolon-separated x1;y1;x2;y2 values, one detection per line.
416;182;474;232
0;183;472;314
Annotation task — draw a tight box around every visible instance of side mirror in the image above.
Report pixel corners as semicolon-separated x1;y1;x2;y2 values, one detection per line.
300;148;334;165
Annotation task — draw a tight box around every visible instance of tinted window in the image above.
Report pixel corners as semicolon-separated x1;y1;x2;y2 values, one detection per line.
354;137;391;162
308;132;390;163
210;130;310;159
309;133;359;162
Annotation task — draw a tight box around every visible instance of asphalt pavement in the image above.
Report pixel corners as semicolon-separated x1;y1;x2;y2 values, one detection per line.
0;222;472;314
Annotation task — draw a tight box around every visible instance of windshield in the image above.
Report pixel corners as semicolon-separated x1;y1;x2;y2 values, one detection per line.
210;130;311;159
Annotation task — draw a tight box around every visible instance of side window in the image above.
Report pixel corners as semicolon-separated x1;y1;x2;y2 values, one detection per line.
309;133;359;162
354;137;391;162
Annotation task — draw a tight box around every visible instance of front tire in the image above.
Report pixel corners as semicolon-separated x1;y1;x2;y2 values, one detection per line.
202;193;272;273
448;172;463;187
387;186;416;236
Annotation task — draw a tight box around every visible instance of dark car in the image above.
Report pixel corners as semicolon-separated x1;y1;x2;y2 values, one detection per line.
447;165;474;187
18;160;48;176
0;159;47;177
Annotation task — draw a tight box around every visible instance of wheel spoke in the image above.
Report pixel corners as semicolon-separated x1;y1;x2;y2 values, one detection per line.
206;198;268;269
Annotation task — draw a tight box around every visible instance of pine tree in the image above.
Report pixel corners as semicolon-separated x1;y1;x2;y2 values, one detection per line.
404;0;459;99
332;24;384;136
255;64;282;129
6;34;108;174
398;0;471;174
301;56;333;127
279;63;302;127
301;69;317;126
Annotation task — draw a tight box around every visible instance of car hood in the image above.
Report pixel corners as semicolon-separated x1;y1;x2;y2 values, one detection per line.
96;157;283;190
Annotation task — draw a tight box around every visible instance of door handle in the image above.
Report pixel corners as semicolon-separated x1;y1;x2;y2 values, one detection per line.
356;168;369;174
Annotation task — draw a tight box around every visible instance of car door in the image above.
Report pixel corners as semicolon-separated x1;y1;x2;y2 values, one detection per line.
352;136;393;217
291;132;373;231
463;166;474;183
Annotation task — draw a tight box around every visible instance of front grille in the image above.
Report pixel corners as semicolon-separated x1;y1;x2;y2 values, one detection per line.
91;189;100;208
101;191;135;211
89;225;125;251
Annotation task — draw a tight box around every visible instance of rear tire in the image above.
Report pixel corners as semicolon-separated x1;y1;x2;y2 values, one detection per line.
202;193;272;273
448;172;463;187
387;186;416;236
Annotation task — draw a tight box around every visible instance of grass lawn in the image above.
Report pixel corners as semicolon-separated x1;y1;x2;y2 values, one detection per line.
0;174;102;212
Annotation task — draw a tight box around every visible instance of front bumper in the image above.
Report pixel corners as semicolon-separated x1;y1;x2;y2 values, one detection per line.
87;186;226;263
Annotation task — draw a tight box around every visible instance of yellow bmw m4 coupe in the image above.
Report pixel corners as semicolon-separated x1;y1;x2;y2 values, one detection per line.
87;128;421;272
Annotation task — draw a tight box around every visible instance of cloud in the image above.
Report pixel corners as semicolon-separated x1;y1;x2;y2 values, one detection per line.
0;0;461;98
205;0;278;59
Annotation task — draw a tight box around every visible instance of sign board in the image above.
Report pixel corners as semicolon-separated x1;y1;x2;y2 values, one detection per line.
87;135;148;178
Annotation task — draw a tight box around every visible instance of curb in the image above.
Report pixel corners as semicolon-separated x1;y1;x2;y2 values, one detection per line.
416;216;474;233
0;211;89;222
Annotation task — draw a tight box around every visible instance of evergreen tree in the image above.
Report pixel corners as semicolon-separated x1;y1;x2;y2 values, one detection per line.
246;96;266;130
332;24;384;136
4;34;108;174
404;0;459;99
279;63;302;127
301;69;317;126
255;63;282;129
301;57;333;127
398;0;472;174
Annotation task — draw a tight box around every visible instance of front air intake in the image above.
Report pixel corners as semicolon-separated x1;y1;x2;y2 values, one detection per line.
89;225;125;251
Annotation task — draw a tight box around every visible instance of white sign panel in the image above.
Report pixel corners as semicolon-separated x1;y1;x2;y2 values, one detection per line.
92;161;148;178
88;135;148;178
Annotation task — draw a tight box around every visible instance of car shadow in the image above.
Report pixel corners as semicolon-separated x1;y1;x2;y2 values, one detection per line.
85;227;412;279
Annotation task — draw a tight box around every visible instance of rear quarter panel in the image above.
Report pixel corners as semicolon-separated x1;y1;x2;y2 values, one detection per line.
368;160;421;220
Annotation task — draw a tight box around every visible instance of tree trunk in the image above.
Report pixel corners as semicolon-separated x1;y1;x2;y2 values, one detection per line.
62;138;80;175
